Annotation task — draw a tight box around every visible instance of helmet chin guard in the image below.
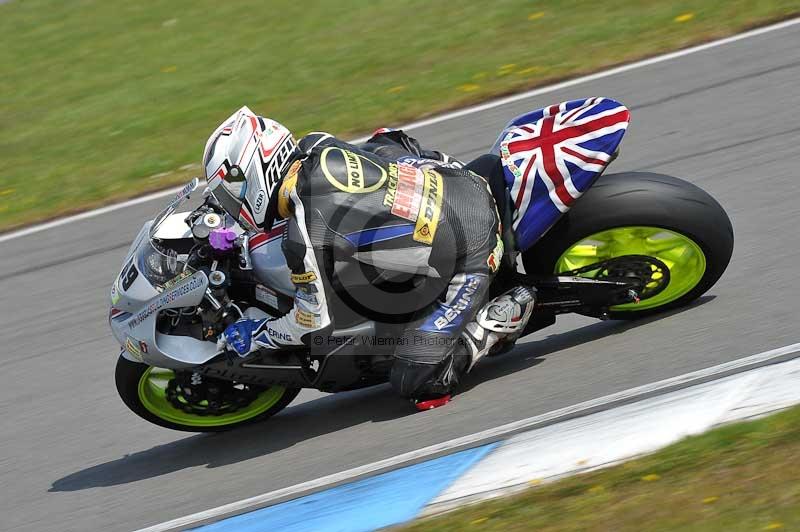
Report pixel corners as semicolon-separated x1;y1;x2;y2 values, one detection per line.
202;106;297;230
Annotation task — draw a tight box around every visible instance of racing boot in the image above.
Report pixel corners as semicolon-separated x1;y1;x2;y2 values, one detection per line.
463;286;536;369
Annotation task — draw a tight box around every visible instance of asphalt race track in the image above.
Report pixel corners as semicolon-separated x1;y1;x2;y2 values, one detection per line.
2;23;800;532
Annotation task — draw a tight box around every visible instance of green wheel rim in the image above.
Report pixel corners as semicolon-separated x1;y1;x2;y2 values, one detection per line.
138;367;286;428
555;226;707;311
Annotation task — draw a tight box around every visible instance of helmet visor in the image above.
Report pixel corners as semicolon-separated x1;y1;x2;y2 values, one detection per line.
213;168;248;219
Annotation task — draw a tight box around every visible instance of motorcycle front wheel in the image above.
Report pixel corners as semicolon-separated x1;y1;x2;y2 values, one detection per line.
115;356;300;432
524;172;734;319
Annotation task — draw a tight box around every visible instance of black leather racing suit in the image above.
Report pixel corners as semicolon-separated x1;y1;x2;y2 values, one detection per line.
249;129;503;398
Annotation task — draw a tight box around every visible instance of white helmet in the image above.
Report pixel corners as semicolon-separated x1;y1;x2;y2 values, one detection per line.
203;106;297;230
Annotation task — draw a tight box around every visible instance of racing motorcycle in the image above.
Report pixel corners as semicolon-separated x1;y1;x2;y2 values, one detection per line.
110;98;733;431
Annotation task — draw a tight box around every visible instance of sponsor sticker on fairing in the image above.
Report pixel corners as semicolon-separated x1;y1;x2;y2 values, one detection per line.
124;336;145;362
166;179;200;211
161;270;193;291
128;274;205;329
110;282;121;305
255;284;279;308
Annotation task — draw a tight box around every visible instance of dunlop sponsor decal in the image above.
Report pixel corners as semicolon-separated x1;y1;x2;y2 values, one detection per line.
413;169;443;245
320;147;387;193
291;271;318;284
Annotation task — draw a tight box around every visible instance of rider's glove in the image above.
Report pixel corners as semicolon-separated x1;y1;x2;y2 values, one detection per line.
219;319;265;357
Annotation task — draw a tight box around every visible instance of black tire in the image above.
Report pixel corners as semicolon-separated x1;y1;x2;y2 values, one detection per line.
523;172;733;319
115;356;301;432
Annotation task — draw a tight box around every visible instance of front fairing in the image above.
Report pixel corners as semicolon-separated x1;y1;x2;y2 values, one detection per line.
109;254;216;368
108;220;218;369
107;179;294;368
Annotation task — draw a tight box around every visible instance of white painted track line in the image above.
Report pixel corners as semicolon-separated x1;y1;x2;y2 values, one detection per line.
134;341;800;532
2;16;799;245
0;186;184;244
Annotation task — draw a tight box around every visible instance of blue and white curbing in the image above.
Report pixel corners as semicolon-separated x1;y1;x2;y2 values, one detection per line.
427;350;800;516
137;342;800;532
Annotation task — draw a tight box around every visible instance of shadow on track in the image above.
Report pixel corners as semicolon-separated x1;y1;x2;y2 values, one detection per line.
461;295;716;393
49;382;410;492
50;295;713;492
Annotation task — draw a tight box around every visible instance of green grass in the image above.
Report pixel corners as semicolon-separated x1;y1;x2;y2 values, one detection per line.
2;0;799;230
402;405;800;532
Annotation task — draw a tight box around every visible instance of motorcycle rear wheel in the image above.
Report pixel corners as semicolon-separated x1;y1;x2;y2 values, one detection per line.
115;356;300;432
523;172;733;319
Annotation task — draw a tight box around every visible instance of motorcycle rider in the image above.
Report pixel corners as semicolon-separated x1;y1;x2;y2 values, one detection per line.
206;106;535;409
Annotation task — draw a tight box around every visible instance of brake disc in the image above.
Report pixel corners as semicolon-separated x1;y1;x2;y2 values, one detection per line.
165;376;261;416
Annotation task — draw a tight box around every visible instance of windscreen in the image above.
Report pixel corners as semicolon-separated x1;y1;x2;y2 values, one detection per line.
150;178;200;238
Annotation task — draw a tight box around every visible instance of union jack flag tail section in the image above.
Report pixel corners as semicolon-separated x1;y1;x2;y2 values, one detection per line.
494;98;630;251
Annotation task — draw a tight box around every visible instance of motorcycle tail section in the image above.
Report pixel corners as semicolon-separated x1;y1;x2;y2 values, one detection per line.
490;98;630;251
